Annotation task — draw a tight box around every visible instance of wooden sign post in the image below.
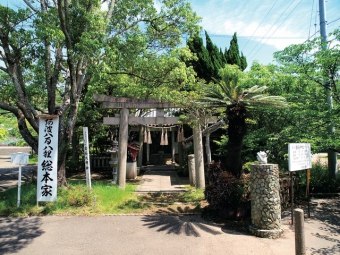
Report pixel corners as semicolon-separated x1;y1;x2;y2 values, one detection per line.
288;143;312;223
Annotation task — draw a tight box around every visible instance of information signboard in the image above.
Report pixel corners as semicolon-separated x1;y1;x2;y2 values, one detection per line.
11;152;29;165
288;143;312;171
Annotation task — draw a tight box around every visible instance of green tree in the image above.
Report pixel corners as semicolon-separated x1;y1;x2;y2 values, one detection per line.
205;31;224;78
187;31;247;83
187;33;214;82
274;28;340;179
226;32;247;71
0;0;200;186
243;63;334;167
201;65;288;178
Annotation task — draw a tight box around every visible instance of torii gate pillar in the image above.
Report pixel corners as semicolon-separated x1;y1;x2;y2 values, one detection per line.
94;94;179;190
117;108;129;189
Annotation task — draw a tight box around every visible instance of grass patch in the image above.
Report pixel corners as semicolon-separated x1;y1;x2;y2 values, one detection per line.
0;180;138;216
0;180;206;216
29;154;38;164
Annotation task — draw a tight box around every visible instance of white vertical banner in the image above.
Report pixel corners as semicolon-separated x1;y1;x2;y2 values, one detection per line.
37;117;59;202
83;127;92;189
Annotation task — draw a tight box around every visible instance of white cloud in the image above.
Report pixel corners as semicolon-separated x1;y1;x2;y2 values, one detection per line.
189;0;340;61
153;0;162;13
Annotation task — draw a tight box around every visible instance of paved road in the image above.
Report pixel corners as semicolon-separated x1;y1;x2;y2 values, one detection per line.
0;204;339;255
1;148;340;254
0;158;36;192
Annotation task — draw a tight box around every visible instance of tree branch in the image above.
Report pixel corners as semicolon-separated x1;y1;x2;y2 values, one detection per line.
23;0;40;13
107;71;150;82
110;19;148;41
106;0;116;23
57;0;72;49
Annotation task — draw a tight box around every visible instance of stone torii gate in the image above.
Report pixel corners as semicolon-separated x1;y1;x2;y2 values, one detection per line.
93;94;181;189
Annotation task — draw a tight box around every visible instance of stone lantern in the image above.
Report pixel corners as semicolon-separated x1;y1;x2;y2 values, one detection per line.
107;139;119;184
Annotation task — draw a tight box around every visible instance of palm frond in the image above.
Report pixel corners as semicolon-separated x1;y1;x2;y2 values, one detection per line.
200;65;289;111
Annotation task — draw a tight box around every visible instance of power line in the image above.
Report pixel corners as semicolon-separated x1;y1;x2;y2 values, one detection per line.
314;4;318;36
246;0;296;59
249;0;303;62
208;34;305;40
328;17;340;25
308;0;315;40
241;0;279;51
181;34;305;40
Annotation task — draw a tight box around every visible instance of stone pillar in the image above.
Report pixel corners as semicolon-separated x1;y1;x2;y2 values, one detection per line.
117;108;129;189
193;124;205;189
188;154;196;186
250;164;283;239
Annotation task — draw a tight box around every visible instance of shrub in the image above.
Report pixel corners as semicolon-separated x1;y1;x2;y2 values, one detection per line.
309;162;340;193
204;162;250;220
66;185;93;207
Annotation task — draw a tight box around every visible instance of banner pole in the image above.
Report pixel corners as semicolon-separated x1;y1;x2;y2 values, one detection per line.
17;164;22;207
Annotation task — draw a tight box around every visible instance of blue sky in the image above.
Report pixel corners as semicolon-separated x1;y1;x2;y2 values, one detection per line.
2;0;339;67
187;0;340;66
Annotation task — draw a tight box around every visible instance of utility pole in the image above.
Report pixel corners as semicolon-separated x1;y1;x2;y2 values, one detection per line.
319;0;338;179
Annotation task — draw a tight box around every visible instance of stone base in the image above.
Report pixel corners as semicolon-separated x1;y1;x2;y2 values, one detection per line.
249;225;284;239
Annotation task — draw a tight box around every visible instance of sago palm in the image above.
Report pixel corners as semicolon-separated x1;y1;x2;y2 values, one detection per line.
202;65;288;178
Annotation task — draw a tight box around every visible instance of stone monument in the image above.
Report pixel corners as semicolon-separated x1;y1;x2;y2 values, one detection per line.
249;160;283;238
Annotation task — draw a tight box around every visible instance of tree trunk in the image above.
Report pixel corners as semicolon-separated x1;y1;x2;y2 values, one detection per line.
58;147;69;187
57;104;79;187
226;105;247;178
17;111;39;153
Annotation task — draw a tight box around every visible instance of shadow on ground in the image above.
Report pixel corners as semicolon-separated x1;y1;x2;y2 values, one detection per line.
141;215;222;237
0;217;44;254
310;198;340;255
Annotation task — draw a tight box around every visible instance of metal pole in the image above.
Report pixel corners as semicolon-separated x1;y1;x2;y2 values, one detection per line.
319;0;338;179
17;164;22;207
319;0;327;44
